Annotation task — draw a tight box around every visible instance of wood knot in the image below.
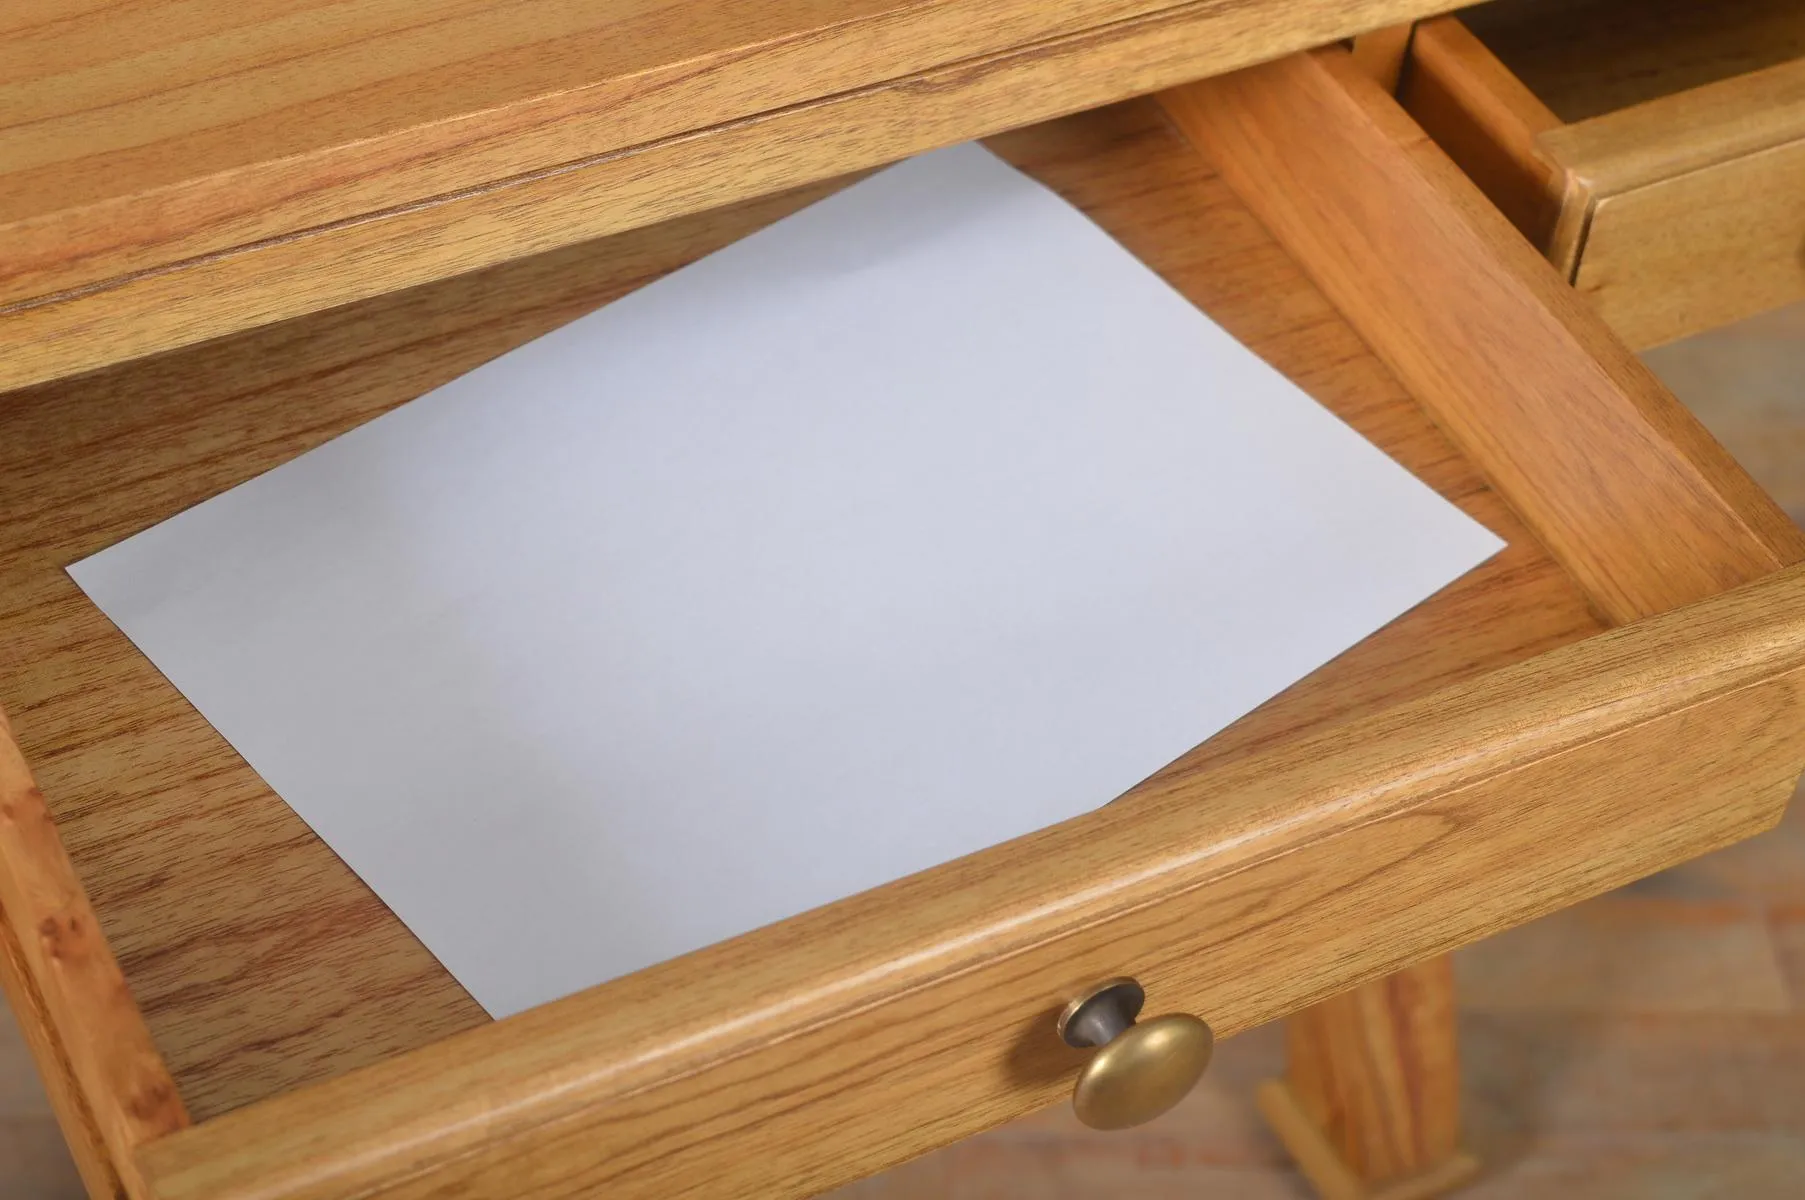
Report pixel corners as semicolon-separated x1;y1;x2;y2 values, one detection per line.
128;1078;180;1122
0;786;45;823
36;913;80;959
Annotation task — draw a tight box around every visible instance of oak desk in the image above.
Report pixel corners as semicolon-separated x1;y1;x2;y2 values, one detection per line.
3;4;1803;1199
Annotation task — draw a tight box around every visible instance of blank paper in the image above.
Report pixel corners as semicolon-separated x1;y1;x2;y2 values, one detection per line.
71;143;1503;1018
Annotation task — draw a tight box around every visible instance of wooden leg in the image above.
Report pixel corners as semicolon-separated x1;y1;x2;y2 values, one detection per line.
1261;957;1478;1200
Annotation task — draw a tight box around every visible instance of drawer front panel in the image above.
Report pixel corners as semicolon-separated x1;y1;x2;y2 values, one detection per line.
1402;16;1805;348
1577;136;1805;349
139;564;1805;1200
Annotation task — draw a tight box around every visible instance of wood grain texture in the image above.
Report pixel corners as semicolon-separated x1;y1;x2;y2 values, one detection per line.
1540;60;1805;351
0;0;1456;298
1160;49;1805;630
1539;57;1805;199
0;21;1797;1190
1462;0;1805;123
1285;959;1462;1183
0;900;118;1200
0;27;1799;1191
1350;24;1415;94
1400;16;1565;252
134;558;1805;1200
0;0;1474;391
832;304;1805;1200
1416;4;1805;348
0;182;840;1126
1573;136;1805;352
0;709;188;1200
1257;1080;1478;1200
761;299;1805;1199
1164;48;1805;1196
0;98;1605;1130
1257;1080;1371;1200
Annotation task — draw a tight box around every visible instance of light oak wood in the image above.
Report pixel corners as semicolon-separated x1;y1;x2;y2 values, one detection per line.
0;87;1655;1193
1259;1079;1372;1200
135;558;1805;1199
3;43;1801;1200
3;0;1464;300
1283;959;1464;1187
1404;3;1805;348
1575;138;1805;352
0;98;1606;1139
1167;50;1498;1193
1546;62;1805;350
1399;17;1564;252
1162;50;1805;629
1257;1080;1479;1200
0;0;1481;392
1162;46;1805;1196
1350;24;1415;94
5;305;1775;1200
0;710;188;1200
1538;57;1805;196
0;183;837;1128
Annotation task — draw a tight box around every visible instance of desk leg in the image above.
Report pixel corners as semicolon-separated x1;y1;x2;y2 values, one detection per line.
1261;957;1478;1200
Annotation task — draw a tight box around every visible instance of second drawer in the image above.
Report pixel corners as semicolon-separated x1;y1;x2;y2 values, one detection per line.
1402;0;1805;349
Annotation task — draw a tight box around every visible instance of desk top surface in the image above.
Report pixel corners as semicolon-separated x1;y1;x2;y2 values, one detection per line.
1;0;1464;317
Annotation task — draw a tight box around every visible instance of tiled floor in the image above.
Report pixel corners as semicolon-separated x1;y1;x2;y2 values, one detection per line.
0;993;84;1197
5;303;1802;1197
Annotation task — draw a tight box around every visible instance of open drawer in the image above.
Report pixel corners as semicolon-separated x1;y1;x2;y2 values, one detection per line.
1402;0;1805;349
2;48;1803;1200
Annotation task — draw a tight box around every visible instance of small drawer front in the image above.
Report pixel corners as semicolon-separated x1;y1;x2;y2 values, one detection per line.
137;562;1805;1200
1404;12;1805;348
1568;123;1805;349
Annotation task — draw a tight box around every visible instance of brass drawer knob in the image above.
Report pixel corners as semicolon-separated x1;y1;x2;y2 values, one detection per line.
1057;977;1214;1130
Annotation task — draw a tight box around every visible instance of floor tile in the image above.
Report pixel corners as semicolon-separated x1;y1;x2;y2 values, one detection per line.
836;1137;1311;1200
0;1120;85;1200
1766;908;1805;1009
1456;896;1791;1014
1626;788;1805;906
1462;1134;1805;1200
1461;1013;1805;1155
5;267;1802;1200
0;1005;54;1120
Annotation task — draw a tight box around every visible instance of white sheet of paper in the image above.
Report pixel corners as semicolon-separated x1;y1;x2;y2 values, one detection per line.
71;143;1503;1018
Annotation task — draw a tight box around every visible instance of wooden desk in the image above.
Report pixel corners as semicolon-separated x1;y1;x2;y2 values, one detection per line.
3;4;1802;1199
